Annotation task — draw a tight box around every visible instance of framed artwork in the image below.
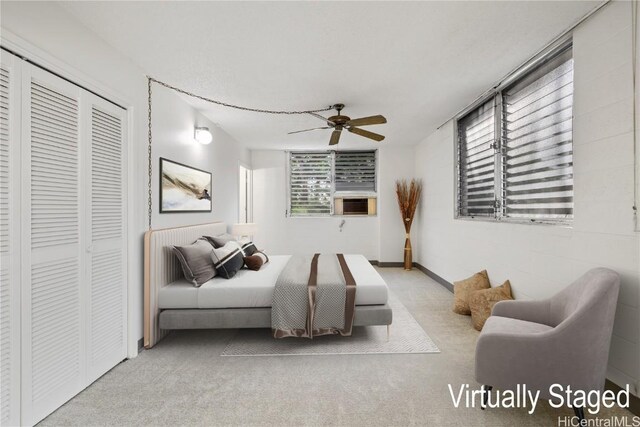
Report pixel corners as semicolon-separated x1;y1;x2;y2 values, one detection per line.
160;158;212;213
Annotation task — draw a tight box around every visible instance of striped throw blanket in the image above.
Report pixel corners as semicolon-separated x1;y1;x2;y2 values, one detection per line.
272;254;356;339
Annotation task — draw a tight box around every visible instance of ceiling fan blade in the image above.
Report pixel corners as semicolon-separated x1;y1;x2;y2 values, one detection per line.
346;115;387;127
307;112;336;126
348;126;385;142
287;126;331;135
329;129;342;145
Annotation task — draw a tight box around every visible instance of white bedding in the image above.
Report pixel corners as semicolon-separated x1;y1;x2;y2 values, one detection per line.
158;254;389;309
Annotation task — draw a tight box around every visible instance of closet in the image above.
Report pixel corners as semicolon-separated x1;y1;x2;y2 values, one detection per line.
1;50;128;426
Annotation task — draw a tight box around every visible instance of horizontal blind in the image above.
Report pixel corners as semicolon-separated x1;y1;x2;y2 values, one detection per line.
502;44;573;220
335;150;376;192
457;99;496;217
289;152;332;216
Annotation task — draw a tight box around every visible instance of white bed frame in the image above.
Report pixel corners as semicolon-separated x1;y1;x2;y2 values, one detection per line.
144;222;392;348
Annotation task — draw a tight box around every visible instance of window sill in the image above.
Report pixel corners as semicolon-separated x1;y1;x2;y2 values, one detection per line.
454;215;573;228
333;191;377;197
287;215;377;219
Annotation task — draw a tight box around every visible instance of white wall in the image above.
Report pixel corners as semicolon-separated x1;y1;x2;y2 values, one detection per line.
251;146;416;262
1;1;249;349
377;147;419;262
414;1;639;393
151;87;250;230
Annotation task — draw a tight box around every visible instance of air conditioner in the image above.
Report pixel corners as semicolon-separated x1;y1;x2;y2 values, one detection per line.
334;197;377;216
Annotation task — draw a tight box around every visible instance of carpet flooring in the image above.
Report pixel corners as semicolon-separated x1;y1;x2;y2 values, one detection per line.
221;294;439;356
39;268;633;426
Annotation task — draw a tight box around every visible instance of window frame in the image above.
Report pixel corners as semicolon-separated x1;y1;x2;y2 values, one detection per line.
454;37;574;227
286;149;377;218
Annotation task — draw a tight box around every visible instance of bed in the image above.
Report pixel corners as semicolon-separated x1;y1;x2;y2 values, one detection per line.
144;222;393;348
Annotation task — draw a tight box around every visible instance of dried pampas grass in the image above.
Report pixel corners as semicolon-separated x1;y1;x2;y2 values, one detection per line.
395;179;422;233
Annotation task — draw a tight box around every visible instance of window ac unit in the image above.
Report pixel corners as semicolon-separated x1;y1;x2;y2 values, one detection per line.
334;197;377;216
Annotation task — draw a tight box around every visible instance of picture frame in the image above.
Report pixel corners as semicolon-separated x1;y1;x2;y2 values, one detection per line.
159;157;212;213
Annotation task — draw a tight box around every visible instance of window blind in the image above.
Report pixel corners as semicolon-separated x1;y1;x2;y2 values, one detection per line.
502;44;574;220
289;152;332;215
335;150;376;192
457;99;496;217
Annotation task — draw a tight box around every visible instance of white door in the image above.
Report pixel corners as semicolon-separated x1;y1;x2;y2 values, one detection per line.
83;92;127;384
21;62;84;425
1;50;22;427
17;61;128;425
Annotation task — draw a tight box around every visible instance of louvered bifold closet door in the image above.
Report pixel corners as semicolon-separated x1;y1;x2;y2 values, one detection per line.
289;152;332;216
457;99;496;217
502;43;574;220
335;150;376;192
83;92;127;384
1;52;21;427
21;64;84;425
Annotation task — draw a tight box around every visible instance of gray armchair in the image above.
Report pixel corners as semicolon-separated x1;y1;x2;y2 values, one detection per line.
475;268;620;418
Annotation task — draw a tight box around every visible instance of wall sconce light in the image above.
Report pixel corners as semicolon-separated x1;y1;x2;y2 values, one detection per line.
194;127;213;145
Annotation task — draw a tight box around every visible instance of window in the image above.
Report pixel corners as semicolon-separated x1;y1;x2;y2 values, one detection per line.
456;41;574;223
335;150;376;192
288;150;377;216
238;164;253;222
289;152;332;216
457;99;497;217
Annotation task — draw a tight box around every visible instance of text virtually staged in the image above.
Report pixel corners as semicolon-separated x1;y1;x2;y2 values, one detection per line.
449;384;631;416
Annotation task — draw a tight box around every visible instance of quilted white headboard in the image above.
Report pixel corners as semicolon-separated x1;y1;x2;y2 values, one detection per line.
144;222;227;348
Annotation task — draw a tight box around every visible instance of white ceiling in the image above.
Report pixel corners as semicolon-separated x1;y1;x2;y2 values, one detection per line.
60;1;598;150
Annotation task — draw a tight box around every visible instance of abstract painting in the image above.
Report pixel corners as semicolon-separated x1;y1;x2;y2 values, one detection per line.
160;158;212;213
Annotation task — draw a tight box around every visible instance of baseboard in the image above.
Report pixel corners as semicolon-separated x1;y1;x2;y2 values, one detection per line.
137;338;144;352
606;380;640;416
372;261;454;293
378;262;404;268
414;263;454;293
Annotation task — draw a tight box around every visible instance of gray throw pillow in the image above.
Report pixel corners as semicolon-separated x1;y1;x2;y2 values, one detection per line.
211;241;245;279
172;239;217;287
204;233;236;248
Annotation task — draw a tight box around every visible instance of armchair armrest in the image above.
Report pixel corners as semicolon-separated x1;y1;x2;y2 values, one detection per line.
491;299;552;326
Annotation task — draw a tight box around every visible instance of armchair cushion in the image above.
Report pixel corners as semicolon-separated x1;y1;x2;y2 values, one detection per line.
482;315;553;336
452;270;490;315
469;280;513;331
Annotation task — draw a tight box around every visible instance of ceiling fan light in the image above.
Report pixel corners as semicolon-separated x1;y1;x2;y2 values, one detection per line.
194;127;213;145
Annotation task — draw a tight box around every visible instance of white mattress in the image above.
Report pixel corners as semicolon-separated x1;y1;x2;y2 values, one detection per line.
158;254;389;309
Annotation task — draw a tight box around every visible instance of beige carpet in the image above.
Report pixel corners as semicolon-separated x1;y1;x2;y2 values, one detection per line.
221;294;439;356
39;268;633;426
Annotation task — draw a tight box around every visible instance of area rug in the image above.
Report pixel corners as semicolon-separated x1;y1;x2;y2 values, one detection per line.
221;293;440;356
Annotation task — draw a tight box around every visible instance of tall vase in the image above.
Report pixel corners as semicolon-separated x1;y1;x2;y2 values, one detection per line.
404;234;412;270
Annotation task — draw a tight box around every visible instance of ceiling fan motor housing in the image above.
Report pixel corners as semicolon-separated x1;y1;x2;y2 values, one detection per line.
287;102;386;144
327;115;350;126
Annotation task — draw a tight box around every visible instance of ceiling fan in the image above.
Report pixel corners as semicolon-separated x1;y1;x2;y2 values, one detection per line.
288;103;387;146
